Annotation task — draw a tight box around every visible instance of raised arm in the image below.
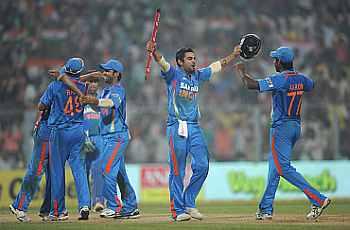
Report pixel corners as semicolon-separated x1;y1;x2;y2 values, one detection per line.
234;62;259;90
48;69;84;97
79;71;104;82
146;41;170;72
198;44;241;76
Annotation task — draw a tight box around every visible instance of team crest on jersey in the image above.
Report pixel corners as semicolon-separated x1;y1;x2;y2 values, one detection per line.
266;77;274;88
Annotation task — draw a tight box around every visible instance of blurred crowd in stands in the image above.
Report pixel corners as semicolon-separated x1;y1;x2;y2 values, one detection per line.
0;0;349;168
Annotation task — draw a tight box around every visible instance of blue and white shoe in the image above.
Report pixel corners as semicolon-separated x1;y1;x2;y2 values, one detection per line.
115;209;141;219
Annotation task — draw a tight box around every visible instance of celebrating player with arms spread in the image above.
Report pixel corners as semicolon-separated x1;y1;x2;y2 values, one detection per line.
146;40;241;221
235;47;331;221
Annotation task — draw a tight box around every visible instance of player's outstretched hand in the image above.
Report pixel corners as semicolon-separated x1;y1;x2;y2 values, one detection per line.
48;69;60;78
79;95;98;105
95;71;105;77
233;45;242;58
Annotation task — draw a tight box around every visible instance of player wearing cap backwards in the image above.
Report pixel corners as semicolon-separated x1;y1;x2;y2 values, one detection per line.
80;59;139;219
39;57;91;221
235;47;331;221
146;40;241;221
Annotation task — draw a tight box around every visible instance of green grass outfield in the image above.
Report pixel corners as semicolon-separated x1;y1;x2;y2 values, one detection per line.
1;199;349;230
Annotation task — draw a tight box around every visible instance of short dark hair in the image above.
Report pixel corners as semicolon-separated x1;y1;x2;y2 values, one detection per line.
280;61;293;70
176;47;195;67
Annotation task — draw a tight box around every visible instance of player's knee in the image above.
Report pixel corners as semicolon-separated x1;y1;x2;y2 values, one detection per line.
280;163;294;176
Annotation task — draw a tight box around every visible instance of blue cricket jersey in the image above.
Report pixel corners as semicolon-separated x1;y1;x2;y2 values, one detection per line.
161;65;212;124
84;104;100;136
40;78;87;128
258;70;314;127
38;89;52;127
99;83;128;135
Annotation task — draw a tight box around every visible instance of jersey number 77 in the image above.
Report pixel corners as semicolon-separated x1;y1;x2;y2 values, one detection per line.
287;90;303;116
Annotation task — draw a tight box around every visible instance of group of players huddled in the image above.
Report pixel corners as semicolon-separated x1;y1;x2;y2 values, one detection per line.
10;58;139;221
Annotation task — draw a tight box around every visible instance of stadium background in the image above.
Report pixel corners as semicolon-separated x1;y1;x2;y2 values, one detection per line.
0;0;349;207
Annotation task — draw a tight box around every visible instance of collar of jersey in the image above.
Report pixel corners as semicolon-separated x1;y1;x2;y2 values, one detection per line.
176;66;194;79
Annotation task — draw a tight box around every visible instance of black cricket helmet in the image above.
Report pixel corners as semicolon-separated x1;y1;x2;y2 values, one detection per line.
240;34;261;60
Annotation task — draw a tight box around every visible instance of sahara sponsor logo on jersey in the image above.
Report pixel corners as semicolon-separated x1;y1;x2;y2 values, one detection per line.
178;82;199;100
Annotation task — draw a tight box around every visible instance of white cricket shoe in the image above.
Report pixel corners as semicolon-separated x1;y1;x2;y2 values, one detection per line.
100;208;117;218
306;198;331;220
175;213;191;221
9;204;31;222
185;207;204;220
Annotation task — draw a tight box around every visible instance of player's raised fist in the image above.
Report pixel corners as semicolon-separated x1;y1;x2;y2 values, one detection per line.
146;40;156;53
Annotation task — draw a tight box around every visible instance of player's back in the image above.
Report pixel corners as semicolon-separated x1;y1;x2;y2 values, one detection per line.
45;79;86;128
271;71;314;126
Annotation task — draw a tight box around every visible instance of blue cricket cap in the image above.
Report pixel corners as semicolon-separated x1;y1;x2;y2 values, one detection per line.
64;57;85;75
270;47;294;63
100;59;124;73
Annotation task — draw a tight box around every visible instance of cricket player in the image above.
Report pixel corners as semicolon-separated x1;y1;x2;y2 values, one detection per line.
8;68;76;222
235;46;331;221
83;79;105;212
146;40;241;221
39;57;90;221
80;59;139;219
9;107;52;222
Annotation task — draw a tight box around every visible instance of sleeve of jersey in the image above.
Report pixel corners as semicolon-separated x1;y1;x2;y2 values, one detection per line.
304;77;315;92
161;65;176;84
258;75;283;92
39;83;54;106
198;67;212;82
